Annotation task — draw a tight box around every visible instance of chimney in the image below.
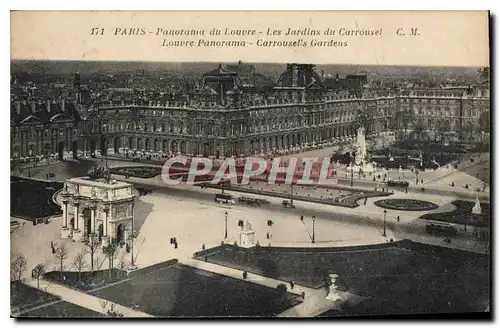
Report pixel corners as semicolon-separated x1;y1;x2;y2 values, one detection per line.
15;101;21;115
291;64;298;87
30;101;36;113
61;99;65;112
46;99;51;113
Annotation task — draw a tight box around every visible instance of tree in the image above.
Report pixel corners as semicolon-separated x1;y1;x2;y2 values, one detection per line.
54;244;69;279
12;253;27;283
72;251;87;283
478;110;490;146
435;121;447;146
412;120;426;142
238;219;244;230
85;234;100;273
394;109;414;141
118;256;127;278
355;107;373;133
32;263;45;290
103;243;117;280
463;123;474;143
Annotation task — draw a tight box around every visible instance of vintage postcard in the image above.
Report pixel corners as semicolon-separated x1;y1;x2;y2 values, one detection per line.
10;11;490;319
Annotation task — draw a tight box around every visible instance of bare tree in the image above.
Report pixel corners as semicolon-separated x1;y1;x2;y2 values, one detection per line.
96;255;106;271
118;258;127;278
11;253;27;296
72;251;87;283
12;253;28;283
103;243;117;280
32;263;45;290
85;234;100;274
54;244;69;279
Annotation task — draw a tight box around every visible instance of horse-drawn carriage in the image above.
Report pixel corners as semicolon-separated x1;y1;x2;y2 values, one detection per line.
238;196;269;206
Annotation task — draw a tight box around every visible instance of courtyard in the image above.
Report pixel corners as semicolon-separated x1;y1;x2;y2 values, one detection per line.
10;152;490;318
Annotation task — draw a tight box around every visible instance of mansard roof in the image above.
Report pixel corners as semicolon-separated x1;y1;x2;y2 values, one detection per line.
276;64;325;89
11;99;81;126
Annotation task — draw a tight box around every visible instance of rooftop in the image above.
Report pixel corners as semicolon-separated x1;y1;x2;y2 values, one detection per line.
67;177;131;189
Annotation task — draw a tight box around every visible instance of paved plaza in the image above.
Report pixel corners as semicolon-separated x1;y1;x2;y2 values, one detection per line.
11;148;490;317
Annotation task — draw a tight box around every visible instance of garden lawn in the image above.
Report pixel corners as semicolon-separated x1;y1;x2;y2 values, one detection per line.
11;282;60;314
18;301;105;318
90;264;302;317
419;200;490;227
10;177;63;220
202;241;490;316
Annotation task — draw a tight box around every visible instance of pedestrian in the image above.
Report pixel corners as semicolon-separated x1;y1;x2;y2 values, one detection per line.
174;240;178;249
290;281;295;290
301;291;306;299
243;271;248;280
397;215;400;222
170;237;173;245
421;179;423;184
364;198;367;206
202;244;206;250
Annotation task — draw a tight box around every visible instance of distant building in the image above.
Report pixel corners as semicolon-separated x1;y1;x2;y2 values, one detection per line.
10;64;490;160
324;73;368;97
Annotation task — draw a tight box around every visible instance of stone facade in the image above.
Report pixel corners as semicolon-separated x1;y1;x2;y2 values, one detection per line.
60;177;136;246
10;64;490;160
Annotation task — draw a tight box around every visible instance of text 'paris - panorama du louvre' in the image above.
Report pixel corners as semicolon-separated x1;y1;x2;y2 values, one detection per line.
101;27;384;48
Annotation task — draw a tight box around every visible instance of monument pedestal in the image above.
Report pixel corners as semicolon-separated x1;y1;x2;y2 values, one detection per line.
60;227;70;239
72;229;83;242
239;220;256;248
101;236;110;248
240;230;256;248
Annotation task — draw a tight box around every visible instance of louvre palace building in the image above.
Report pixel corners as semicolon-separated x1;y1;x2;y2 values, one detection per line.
10;63;490;161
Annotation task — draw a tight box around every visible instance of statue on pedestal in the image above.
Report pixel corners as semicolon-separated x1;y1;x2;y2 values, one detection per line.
239;220;255;248
472;197;482;215
325;274;341;302
352;127;374;173
243;220;252;231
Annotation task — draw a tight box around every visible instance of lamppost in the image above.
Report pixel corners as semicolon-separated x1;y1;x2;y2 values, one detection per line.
224;211;228;240
350;154;354;187
383;209;387;237
131;203;135;267
312;216;316;243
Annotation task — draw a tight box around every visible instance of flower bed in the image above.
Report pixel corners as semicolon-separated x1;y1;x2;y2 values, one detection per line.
109;166;161;179
374;198;439;211
43;268;128;292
